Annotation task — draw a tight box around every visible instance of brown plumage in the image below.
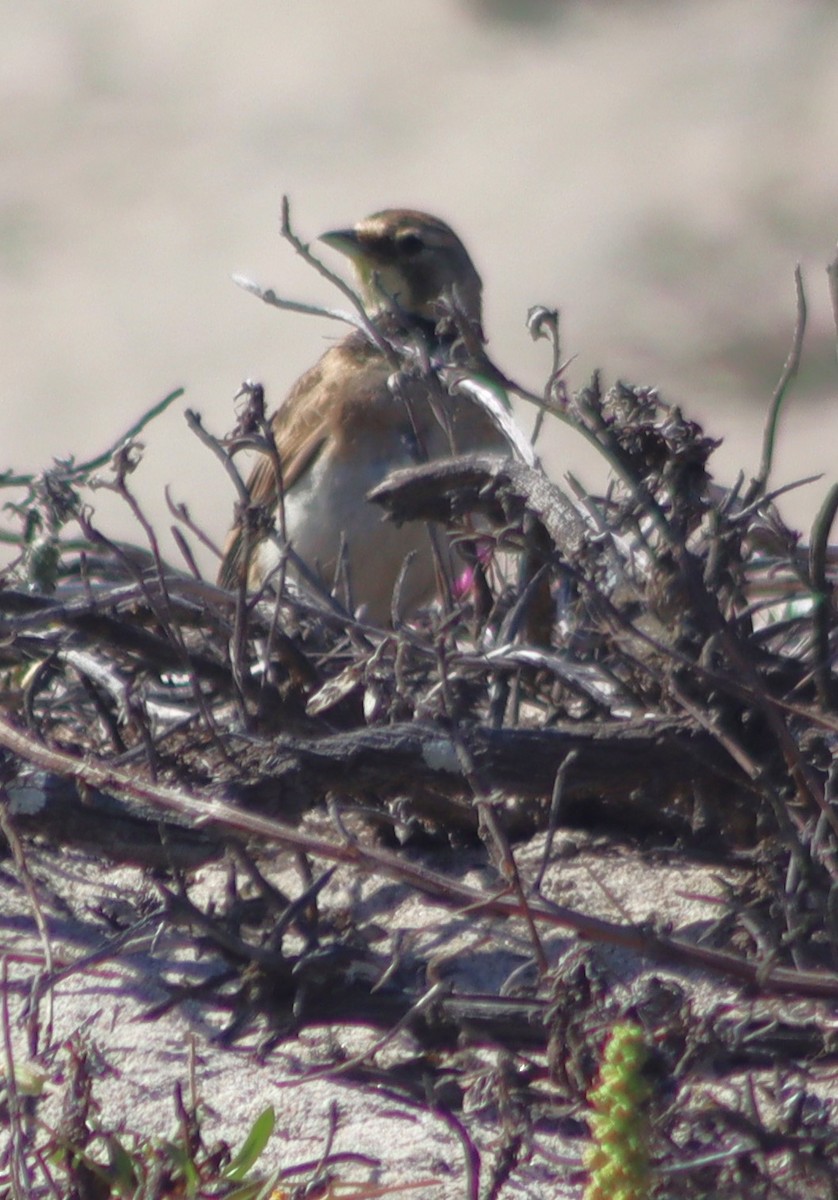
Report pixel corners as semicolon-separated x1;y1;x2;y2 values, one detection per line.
218;209;508;622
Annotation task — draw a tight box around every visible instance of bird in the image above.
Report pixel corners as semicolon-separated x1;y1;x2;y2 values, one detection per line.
218;209;510;623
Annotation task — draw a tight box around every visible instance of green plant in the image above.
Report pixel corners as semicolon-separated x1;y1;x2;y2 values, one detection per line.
584;1022;651;1200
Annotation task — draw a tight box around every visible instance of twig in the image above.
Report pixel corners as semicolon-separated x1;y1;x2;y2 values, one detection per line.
184;408;251;508
535;750;579;890
808;482;838;709
1;957;35;1199
0;388;184;490
526;303;565;447
751;264;807;499
231;274;363;330
4;714;838;999
289;981;451;1085
165;485;222;561
826;244;838;362
279;194;395;360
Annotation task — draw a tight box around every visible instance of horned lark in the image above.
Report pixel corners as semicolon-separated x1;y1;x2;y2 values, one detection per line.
218;209;509;622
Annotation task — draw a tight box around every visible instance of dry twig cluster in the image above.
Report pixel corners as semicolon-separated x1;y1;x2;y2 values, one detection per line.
2;214;838;1197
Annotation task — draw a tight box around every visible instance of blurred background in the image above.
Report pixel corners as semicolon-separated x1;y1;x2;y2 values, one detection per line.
3;0;838;573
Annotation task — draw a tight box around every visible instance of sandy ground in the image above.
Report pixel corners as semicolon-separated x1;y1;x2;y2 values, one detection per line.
2;0;838;576
2;827;797;1197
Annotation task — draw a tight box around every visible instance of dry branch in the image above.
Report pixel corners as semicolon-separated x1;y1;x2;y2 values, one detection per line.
3;219;838;1198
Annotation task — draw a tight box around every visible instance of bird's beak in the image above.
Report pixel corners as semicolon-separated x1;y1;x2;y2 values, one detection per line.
319;227;363;261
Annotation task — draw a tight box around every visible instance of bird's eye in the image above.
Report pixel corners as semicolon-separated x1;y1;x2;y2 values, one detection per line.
396;232;424;257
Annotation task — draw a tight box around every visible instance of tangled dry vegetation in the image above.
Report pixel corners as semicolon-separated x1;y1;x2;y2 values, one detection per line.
3;218;838;1197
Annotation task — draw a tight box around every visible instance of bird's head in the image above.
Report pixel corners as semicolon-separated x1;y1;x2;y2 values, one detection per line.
320;209;484;340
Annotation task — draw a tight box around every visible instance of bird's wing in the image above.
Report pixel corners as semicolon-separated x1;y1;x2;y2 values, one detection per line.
216;361;336;588
217;335;388;588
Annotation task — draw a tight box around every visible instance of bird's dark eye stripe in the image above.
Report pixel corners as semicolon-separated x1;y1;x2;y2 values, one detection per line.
363;235;392;258
396;231;424;255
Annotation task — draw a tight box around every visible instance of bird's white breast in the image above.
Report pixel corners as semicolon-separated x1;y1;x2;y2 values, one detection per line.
254;442;438;621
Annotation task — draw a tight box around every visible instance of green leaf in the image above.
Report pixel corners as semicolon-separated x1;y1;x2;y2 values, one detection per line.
223;1106;276;1181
